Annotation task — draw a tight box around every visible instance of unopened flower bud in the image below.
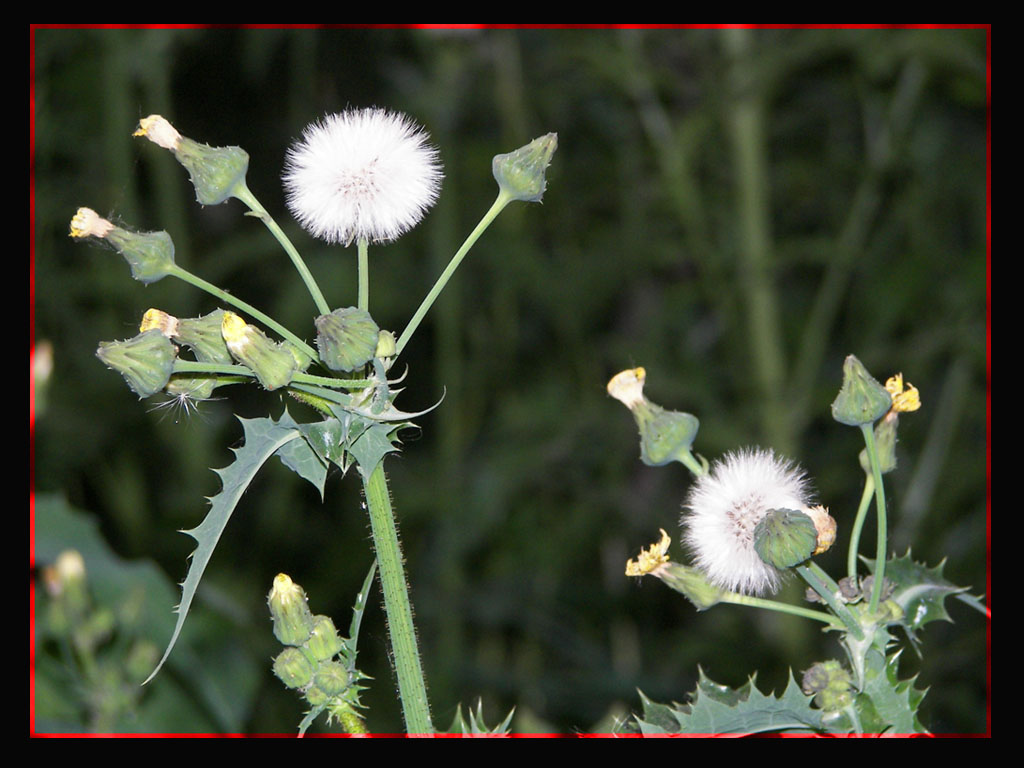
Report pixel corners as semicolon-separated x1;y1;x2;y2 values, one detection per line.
174;310;234;365
96;329;177;397
268;573;315;647
607;368;700;467
313;660;350;697
307;615;345;661
70;207;176;284
753;508;818;569
273;647;314;689
315;307;380;372
801;660;853;711
221;312;296;390
493;133;558;203
135;115;249;206
831;355;892;426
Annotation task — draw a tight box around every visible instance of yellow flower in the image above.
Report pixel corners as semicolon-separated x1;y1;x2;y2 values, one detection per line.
885;373;921;413
625;528;671;577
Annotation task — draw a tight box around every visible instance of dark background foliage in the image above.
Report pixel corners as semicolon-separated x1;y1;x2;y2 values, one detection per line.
33;26;988;734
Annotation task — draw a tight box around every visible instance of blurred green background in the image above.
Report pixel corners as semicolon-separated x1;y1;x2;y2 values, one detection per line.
32;26;988;734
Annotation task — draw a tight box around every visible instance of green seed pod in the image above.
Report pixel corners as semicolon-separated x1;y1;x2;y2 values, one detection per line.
607;369;700;467
96;329;177;398
831;354;892;426
306;615;345;661
103;227;177;284
174;137;250;206
174;310;234;365
268;573;315;647
492;133;558;203
753;508;818;569
273;647;314;689
315;307;379;372
313;660;350;697
221;312;296;391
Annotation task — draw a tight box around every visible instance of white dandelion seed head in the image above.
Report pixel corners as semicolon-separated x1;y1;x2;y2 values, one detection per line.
282;108;443;246
682;447;813;597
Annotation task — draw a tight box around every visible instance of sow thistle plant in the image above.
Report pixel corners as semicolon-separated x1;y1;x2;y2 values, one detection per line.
611;360;987;735
72;109;557;736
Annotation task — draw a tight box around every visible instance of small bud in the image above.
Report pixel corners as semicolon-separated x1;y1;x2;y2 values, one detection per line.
831;355;892;426
273;647;314;689
70;207;176;284
306;615;345;661
313;660;350;697
174;310;234;365
314;307;380;373
607;368;700;467
268;573;315;647
221;312;296;391
283;341;314;373
801;660;853;711
135;115;249;205
492;133;558;203
96;329;177;397
804;505;837;555
375;330;397;360
859;411;899;475
753;508;818;570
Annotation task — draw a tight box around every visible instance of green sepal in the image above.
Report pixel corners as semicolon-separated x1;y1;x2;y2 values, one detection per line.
104;227;176;284
492;133;558;203
173;137;249;206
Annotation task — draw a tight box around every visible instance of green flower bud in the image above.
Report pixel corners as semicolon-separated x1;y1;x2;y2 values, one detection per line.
173;310;234;365
492;133;558;203
314;660;350;697
221;312;296;391
273;647;314;689
268;573;315;647
859;411;898;475
801;660;853;711
134;115;249;206
70;207;177;284
96;329;177;397
607;368;700;467
307;615;345;661
283;341;314;373
315;307;380;372
831;354;892;426
304;683;329;707
753;508;818;569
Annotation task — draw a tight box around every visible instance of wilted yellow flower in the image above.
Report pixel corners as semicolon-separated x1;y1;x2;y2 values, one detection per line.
625;528;671;577
885;373;921;413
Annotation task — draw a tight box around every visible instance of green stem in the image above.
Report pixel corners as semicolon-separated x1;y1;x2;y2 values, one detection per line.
172;360;369;390
847;473;875;581
361;463;433;735
796;562;864;640
167;264;319;363
721;592;845;630
234;182;332;316
860;423;889;613
395;191;513;358
357;237;369;312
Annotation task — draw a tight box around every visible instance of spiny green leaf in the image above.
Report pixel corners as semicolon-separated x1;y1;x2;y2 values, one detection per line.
624;670;822;735
444;699;516;735
275;409;328;498
856;648;928;734
144;414;302;684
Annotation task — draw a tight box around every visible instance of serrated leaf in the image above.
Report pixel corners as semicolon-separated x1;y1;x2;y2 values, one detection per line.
444;699;515;735
144;414;302;684
627;670;822;735
862;550;977;648
275;410;328;498
297;418;348;469
857;648;928;734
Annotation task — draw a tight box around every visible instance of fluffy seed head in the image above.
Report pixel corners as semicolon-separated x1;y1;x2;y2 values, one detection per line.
282;108;443;246
682;447;813;596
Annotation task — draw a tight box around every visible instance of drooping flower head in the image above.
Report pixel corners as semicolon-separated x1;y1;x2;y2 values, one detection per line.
282;108;443;246
682;447;814;597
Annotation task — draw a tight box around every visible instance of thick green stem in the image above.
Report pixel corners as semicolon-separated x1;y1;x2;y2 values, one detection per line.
361;463;433;735
167;264;319;362
847;474;876;581
395;191;513;358
796;562;864;640
860;423;889;613
233;182;332;316
357;238;369;312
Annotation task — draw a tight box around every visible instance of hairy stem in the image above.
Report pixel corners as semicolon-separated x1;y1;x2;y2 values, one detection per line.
361;463;433;735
